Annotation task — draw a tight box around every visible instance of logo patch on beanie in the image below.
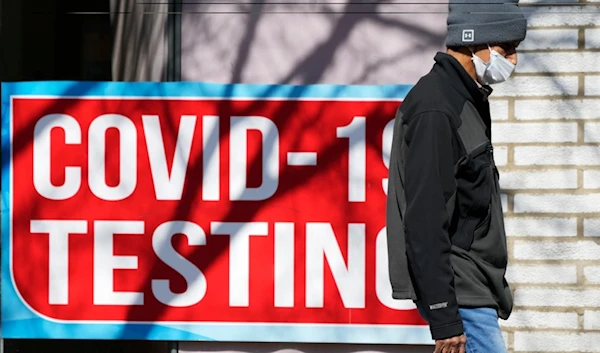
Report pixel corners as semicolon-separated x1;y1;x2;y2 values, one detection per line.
462;29;474;42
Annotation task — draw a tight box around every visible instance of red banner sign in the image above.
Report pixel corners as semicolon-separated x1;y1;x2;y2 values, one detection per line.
3;82;428;343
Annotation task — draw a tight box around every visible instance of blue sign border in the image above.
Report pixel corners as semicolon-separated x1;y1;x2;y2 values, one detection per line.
1;81;431;344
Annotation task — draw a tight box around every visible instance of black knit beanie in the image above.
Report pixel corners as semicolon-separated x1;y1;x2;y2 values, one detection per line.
446;0;528;47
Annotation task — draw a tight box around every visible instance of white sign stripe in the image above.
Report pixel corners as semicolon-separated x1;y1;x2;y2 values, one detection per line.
287;152;317;166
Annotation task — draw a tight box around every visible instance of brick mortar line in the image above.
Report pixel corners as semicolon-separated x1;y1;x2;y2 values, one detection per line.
520;1;600;5
506;280;598;286
509;258;600;262
507;283;588;287
499;166;600;170
504;188;580;191
510;237;600;242
506;235;588;239
507;237;590;240
508;349;600;353
519;49;600;53
503;167;600;170
500;135;600;140
491;119;600;122
507;144;515;167
500;189;600;193
504;210;588;216
505;213;600;217
506;306;599;313
501;325;583;330
503;95;600;100
512;72;593;77
507;332;514;353
527;24;600;27
516;71;600;75
494;95;581;99
506;213;580;217
528;27;600;31
509;261;600;267
501;331;600;337
507;237;581;240
505;350;598;353
493;121;583;124
508;99;516;121
511;307;600;312
501;137;600;141
494;142;600;145
502;212;581;216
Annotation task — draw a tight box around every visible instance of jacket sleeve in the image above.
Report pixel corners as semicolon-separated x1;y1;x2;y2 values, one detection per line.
403;111;463;340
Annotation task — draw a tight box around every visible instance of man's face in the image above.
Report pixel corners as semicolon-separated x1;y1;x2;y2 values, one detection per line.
472;41;520;65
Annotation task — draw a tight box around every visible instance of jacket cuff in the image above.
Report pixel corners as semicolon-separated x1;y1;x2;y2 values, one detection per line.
430;320;464;340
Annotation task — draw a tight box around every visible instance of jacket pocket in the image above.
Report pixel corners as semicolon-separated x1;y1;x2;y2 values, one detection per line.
452;142;493;251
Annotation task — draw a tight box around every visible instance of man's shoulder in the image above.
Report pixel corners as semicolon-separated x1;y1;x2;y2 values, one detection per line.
400;73;464;127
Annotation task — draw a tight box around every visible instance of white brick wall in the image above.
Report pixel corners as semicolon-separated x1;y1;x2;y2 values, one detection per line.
584;123;600;143
514;194;600;213
502;193;509;211
584;266;600;283
514;241;600;260
515;332;600;352
517;53;599;73
493;122;577;143
490;100;510;120
515;99;600;120
584;311;600;330
493;76;578;97
586;28;600;49
514;289;600;307
494;146;509;166
585;75;600;96
518;29;578;50
506;264;577;283
584;219;600;237
499;170;577;189
503;310;578;329
525;6;600;27
583;170;600;189
505;217;577;237
514;147;600;166
495;5;600;352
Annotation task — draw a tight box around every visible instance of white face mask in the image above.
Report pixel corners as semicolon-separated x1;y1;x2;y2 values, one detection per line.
471;46;515;85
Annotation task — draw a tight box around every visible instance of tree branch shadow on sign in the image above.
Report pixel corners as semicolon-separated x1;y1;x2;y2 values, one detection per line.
120;0;442;341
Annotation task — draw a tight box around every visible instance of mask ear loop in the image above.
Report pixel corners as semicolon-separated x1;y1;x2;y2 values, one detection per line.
470;48;480;65
470;45;491;61
487;44;499;58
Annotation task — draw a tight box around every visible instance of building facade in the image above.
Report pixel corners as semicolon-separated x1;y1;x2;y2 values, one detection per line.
2;1;600;353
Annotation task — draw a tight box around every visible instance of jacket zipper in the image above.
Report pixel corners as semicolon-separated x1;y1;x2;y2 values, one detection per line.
472;143;495;232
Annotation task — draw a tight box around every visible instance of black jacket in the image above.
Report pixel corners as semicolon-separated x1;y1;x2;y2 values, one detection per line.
386;53;512;340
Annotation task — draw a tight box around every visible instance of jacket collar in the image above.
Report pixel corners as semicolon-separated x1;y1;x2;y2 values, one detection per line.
433;52;493;138
433;52;492;105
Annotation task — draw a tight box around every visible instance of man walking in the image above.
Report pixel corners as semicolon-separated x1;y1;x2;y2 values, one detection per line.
386;1;527;352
